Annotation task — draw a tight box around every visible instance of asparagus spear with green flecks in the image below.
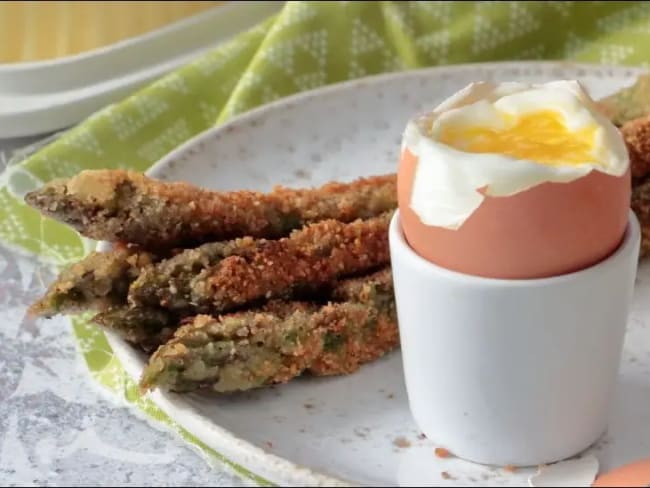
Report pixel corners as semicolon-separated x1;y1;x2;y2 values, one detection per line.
24;169;397;249
139;268;397;393
129;212;391;315
29;248;156;317
128;237;259;312
91;306;178;352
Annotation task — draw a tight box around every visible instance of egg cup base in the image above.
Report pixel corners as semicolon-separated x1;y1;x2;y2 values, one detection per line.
389;210;640;467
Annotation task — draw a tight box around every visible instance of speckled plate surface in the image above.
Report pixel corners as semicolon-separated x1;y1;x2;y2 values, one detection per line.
103;62;650;487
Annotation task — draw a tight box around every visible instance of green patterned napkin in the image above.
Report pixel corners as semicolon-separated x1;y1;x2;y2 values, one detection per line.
3;1;650;483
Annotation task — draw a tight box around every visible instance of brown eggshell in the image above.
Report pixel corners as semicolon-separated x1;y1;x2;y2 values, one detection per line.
398;148;631;279
592;458;650;487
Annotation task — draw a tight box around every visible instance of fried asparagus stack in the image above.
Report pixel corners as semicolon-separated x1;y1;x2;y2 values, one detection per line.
26;172;399;393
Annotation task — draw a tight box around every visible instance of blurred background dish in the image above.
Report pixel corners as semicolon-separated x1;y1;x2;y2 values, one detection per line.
0;1;284;138
0;1;221;63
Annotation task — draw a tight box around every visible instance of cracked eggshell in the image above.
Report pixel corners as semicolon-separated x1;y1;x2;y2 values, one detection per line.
398;148;630;279
528;455;599;487
592;458;650;487
397;80;631;280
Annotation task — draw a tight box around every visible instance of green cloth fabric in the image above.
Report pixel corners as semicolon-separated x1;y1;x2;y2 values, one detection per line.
2;1;649;483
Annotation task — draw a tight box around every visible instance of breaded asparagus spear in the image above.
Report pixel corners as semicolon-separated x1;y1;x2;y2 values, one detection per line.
24;170;397;248
139;268;397;393
130;212;392;314
92;306;177;352
30;248;155;317
631;178;650;258
128;237;257;311
309;267;397;376
597;74;650;127
622;115;650;181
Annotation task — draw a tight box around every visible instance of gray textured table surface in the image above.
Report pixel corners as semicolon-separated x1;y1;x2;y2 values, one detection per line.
0;138;245;487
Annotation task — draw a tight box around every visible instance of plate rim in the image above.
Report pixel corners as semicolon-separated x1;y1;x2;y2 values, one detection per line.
102;61;647;487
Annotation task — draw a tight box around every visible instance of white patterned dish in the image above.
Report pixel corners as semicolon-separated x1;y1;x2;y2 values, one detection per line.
102;62;650;486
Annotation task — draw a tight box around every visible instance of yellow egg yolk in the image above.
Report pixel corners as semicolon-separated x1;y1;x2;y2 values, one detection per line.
438;110;598;166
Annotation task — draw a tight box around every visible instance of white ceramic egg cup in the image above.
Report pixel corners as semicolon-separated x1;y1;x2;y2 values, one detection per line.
389;210;641;467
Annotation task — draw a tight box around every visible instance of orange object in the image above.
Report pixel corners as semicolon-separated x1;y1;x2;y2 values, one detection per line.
397;148;631;279
434;447;452;458
592;458;650;487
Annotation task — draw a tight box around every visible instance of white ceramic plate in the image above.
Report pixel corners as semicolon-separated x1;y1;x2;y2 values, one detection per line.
102;62;650;487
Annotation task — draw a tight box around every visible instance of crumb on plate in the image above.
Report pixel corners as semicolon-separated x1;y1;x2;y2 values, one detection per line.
393;437;411;448
435;447;453;458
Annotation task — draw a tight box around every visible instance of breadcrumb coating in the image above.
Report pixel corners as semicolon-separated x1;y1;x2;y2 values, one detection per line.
92;306;177;352
622;115;650;181
128;212;391;314
25;170;397;248
29;248;155;317
187;212;392;313
631;178;650;258
139;269;397;393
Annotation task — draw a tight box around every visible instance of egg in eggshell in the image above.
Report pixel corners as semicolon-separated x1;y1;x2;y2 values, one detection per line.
398;81;631;279
592;458;650;487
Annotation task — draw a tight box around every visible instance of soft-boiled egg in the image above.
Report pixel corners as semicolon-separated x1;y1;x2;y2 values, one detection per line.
398;80;631;279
